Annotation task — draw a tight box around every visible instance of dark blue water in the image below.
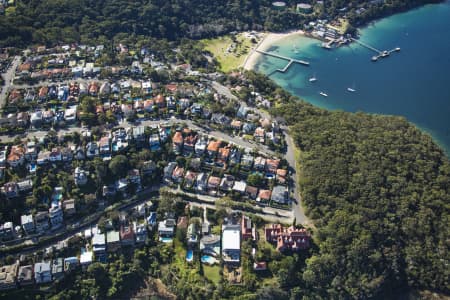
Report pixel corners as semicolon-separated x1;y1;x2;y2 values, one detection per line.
254;1;450;154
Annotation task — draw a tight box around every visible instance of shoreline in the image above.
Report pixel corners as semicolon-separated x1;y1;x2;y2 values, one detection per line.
243;30;305;70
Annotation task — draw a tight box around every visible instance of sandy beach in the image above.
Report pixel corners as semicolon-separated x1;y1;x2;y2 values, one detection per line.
243;30;305;70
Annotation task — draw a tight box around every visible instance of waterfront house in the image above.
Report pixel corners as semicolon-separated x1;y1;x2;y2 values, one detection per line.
106;230;121;252
49;206;64;229
92;233;107;262
1;182;19;199
120;225;135;246
35;211;50;233
0;263;18;290
34;261;52;284
134;222;147;244
21;214;35;235
17;265;33;287
51;258;64;281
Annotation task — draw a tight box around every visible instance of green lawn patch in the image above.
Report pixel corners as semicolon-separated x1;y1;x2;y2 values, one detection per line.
203;265;221;285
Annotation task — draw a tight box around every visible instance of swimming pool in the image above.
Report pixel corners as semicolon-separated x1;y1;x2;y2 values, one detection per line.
201;255;217;265
186;250;193;262
159;237;173;243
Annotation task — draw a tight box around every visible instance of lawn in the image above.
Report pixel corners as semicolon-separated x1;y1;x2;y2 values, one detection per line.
203;265;221;285
202;33;256;73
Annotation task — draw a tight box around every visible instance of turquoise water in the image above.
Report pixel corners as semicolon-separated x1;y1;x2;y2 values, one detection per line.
186;249;194;262
254;1;450;154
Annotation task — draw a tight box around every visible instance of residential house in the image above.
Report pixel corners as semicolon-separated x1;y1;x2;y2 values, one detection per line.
277;169;288;184
217;147;230;168
92;233;107;262
49;147;62;162
34;211;50;233
187;223;198;246
200;235;220;257
132;126;146;144
207;140;221;159
265;224;310;251
42;110;55;124
172;166;185;184
0;222;15;241
30;111;43;128
211;113;231;126
62;199;76;216
74;167;88;186
34;261;52;284
158;218;176;240
1;182;19;199
51;258;64;281
194;136;208;156
163;162;177;183
147;212;157;228
0;146;7;167
80;250;93;267
189;157;202;171
254;127;265;143
115;178;128;194
16;112;29;128
141;160;156;175
98;136;111;157
184;171;197;189
207;176;221;195
64;107;77;123
61;147;73;161
64;257;79;272
17;179;33;193
21;214;35;235
257;189;271;204
106;230;121;252
242;122;256;134
177;217;188;230
134;222;147;244
86;142;99;158
271;185;288;204
241;154;254;170
0;262;18;290
241;215;255;240
172;131;183;155
245;186;258;200
7;145;25;168
196;172;208;193
37;150;50;165
17;265;33;286
254;156;266;171
25;141;37;161
266;159;280;174
236;106;249;119
49;206;63;229
183;133;197;156
229;148;242;166
149;133;160;151
222;224;241;265
232;180;247;194
120;225;135;246
128;169;141;190
219;175;235;192
231;120;242;131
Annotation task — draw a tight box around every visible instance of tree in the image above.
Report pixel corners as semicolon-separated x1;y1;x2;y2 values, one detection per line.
108;155;129;178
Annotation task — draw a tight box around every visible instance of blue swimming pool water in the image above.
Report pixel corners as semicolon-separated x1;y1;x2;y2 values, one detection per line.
186;250;194;262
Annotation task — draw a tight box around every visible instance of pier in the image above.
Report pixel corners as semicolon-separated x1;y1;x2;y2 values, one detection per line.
255;49;309;73
350;38;401;61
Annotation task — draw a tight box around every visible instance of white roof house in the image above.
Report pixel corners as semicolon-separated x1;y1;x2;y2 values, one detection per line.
222;224;241;264
232;180;247;193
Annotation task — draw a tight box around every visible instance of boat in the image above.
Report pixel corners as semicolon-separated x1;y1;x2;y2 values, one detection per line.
347;88;356;92
381;50;390;57
395;47;401;52
309;73;317;82
319;92;328;97
371;56;378;62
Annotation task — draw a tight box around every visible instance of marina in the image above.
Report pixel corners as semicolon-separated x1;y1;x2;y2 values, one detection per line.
255;49;309;73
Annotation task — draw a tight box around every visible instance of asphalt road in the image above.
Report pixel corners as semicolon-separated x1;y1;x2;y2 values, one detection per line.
0;56;21;108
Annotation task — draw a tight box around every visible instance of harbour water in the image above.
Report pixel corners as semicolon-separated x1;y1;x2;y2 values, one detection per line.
254;1;450;154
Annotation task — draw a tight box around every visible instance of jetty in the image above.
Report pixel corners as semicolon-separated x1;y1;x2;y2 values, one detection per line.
255;49;309;73
350;38;401;61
